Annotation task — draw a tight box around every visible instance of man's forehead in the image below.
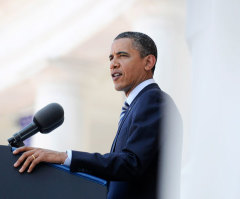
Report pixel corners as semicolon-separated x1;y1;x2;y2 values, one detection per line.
110;38;134;53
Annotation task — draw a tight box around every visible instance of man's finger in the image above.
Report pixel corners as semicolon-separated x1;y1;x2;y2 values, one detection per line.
13;146;34;154
28;158;40;173
19;154;35;173
14;150;33;167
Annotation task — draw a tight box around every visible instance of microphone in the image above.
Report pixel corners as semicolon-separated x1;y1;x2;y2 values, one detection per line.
8;103;64;148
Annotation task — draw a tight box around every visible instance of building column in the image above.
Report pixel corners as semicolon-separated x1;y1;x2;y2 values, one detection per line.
31;60;88;152
182;0;240;199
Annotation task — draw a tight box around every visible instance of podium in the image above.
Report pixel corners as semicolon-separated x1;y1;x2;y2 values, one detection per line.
0;145;107;199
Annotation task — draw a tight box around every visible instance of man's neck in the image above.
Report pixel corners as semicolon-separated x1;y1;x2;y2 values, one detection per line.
125;76;153;97
125;79;155;105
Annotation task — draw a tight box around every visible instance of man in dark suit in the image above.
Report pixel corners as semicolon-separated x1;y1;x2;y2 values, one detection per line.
13;32;182;199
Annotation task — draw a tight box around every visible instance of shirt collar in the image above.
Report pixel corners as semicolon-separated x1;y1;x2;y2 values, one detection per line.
126;79;155;105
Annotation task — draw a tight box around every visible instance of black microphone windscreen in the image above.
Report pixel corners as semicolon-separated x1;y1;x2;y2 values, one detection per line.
33;103;64;134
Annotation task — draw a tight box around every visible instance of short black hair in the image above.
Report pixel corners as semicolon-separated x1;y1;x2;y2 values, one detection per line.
114;31;157;74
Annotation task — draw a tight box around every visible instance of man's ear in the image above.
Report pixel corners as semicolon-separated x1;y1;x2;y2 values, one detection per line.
144;55;156;71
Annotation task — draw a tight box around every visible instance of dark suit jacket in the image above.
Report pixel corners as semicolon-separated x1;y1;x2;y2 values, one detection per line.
70;83;182;199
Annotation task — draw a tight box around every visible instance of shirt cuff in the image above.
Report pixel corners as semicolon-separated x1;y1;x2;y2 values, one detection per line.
63;149;72;166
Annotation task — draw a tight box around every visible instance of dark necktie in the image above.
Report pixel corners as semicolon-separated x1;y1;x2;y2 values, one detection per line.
119;101;129;125
111;101;130;152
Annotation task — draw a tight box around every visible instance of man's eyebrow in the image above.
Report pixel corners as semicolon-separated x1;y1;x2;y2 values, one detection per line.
116;51;129;55
109;51;129;60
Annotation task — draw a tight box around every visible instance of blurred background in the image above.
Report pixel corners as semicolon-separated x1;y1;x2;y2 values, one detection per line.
0;0;239;199
0;0;191;154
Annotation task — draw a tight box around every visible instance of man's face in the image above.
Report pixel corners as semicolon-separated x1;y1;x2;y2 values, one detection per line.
109;38;149;96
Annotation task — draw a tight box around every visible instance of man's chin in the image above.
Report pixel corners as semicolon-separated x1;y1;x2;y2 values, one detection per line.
114;87;123;92
114;85;130;96
114;84;124;92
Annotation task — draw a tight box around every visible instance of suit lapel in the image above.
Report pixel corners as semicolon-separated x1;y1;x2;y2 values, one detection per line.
110;83;160;152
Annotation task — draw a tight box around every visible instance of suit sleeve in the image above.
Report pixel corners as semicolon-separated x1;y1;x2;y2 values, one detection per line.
70;90;163;181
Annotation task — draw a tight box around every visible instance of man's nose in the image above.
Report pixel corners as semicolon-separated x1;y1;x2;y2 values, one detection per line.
110;60;120;69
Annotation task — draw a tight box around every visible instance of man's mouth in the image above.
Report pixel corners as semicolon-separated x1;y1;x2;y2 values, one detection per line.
112;72;122;81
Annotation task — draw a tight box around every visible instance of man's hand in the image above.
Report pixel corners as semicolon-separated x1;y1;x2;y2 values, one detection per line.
13;146;68;173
